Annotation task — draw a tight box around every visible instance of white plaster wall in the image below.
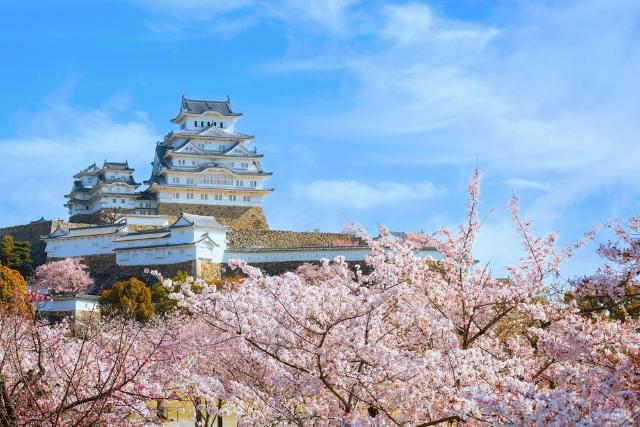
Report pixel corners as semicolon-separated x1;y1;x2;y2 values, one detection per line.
180;112;239;131
45;234;119;258
37;298;99;313
122;214;169;226
157;191;264;206
116;245;196;265
169;227;195;245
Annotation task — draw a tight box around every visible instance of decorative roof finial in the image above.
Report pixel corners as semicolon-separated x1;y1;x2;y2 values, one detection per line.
226;94;231;104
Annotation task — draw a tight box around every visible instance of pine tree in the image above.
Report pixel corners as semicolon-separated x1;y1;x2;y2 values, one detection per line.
9;241;32;277
0;235;14;265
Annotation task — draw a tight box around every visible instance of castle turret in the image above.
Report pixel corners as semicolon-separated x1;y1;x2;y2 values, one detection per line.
65;161;145;223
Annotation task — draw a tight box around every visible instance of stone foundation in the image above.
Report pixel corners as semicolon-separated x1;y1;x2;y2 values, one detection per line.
157;204;269;230
197;259;222;281
69;209;136;225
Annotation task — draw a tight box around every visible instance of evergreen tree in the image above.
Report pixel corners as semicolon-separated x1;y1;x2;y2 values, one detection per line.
99;278;155;322
0;236;33;277
9;240;32;277
0;235;14;265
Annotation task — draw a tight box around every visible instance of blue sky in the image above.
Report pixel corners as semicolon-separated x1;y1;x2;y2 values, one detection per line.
1;0;639;275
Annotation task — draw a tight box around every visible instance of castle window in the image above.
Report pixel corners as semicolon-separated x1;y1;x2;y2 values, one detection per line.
218;144;224;150
194;121;197;127
121;199;125;203
172;177;179;184
201;193;208;200
174;193;180;199
187;193;194;199
228;195;236;201
243;195;250;202
213;122;217;127
241;162;249;169
192;160;196;165
219;122;223;128
250;180;257;187
236;180;243;186
214;194;222;201
112;198;116;203
187;178;194;184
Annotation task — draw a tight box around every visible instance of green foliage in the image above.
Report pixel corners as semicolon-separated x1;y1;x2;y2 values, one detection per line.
10;241;32;277
150;271;199;316
566;291;640;322
151;282;178;317
0;235;33;277
0;235;14;265
99;277;155;322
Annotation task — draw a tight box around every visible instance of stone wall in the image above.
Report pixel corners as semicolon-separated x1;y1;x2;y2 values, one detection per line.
226;229;363;250
69;209;135;225
0;220;89;268
157;204;269;230
197;259;222;281
50;254;195;290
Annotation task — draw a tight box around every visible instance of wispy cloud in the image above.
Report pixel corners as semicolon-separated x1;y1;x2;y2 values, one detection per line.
506;178;550;192
0;86;157;227
294;180;441;209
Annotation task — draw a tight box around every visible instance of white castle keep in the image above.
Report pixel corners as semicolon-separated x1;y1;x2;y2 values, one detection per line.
65;96;272;220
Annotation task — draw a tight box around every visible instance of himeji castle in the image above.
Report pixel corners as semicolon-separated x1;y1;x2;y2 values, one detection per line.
65;96;273;224
0;95;439;284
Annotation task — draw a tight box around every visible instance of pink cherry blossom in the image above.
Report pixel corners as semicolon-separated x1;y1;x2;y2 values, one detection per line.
33;257;94;295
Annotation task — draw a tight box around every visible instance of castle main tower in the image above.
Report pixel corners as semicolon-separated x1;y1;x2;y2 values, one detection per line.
144;96;273;228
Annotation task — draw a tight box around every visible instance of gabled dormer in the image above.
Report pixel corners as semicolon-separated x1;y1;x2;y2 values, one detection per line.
171;140;207;155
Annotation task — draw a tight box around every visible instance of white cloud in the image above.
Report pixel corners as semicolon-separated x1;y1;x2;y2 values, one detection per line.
134;0;254;20
0;89;158;227
270;1;640;225
381;3;433;45
505;178;550;192
294;180;441;209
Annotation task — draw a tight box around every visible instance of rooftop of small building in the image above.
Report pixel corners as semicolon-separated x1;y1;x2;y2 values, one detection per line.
102;160;132;170
44;221;128;239
172;213;228;230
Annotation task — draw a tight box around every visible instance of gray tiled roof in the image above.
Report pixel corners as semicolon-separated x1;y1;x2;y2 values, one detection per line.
172;213;227;230
178;96;241;117
103;160;132;171
158;162;272;176
44;222;127;239
96;174;140;186
115;231;170;241
113;234;217;251
73;163;99;178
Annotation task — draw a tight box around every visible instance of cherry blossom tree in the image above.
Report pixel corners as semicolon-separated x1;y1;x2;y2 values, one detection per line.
0;290;185;426
33;258;94;295
160;170;640;426
569;217;640;320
